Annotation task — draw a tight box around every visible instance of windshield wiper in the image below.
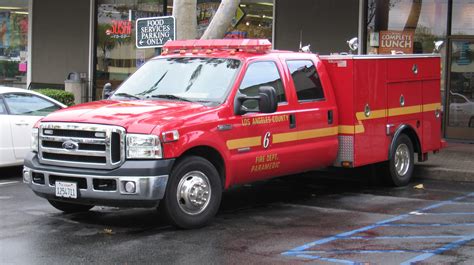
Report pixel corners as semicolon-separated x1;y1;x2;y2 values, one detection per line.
149;94;192;102
112;93;142;100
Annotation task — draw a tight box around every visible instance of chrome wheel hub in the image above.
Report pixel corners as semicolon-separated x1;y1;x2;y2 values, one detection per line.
176;171;211;215
394;144;410;176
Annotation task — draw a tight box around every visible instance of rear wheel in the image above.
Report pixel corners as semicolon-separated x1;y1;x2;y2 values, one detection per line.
468;116;474;128
48;200;94;213
159;156;222;229
381;134;414;187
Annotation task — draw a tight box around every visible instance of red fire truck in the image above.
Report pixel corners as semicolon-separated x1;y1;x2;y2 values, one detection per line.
23;39;443;228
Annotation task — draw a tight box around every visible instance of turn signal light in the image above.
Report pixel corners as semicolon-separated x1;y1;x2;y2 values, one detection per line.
162;130;179;143
341;161;353;168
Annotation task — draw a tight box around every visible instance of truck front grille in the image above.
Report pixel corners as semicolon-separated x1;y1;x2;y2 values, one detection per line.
38;123;125;169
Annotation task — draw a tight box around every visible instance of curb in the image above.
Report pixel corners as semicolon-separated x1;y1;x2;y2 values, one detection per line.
414;166;474;182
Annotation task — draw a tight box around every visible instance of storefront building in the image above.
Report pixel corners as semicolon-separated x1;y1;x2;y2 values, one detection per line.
1;0;473;141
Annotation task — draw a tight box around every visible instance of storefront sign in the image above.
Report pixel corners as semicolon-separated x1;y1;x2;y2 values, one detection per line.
136;16;175;48
106;20;132;39
379;30;414;54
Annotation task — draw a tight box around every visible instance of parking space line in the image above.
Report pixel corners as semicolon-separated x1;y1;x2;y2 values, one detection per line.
400;234;474;265
410;212;474;216
340;235;463;240
381;223;474;227
282;192;474;264
0;181;20;186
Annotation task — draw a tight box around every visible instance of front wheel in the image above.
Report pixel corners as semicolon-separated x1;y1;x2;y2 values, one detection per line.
48;200;94;213
381;134;414;187
159;156;222;229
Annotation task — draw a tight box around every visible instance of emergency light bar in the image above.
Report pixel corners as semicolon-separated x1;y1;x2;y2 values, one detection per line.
162;39;272;54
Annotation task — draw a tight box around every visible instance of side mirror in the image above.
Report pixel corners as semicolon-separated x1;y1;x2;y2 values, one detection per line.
102;83;113;99
234;86;278;115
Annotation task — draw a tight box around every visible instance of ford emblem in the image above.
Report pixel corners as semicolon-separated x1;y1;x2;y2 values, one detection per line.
62;141;79;151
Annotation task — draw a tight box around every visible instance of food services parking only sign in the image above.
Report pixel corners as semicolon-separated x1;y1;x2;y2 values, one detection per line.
136;16;176;48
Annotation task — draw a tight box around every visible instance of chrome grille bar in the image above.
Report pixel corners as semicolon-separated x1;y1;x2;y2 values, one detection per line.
38;123;125;169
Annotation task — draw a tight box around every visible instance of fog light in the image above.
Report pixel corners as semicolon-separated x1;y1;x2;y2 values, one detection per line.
124;181;136;193
23;168;31;183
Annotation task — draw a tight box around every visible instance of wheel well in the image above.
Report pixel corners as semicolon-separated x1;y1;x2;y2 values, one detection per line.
180;146;226;188
390;125;422;159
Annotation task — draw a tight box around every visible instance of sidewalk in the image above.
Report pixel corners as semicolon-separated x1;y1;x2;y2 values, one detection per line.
414;142;474;182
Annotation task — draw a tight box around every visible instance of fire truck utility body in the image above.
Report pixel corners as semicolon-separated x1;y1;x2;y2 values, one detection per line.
23;39;443;228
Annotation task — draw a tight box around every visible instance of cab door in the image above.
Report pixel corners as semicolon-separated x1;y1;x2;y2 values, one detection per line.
283;59;339;170
224;60;295;185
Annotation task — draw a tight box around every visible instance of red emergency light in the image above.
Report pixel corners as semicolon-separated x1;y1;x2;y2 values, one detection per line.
162;39;272;54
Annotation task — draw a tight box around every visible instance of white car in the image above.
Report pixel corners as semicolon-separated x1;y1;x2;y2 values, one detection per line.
0;87;66;167
449;91;474;128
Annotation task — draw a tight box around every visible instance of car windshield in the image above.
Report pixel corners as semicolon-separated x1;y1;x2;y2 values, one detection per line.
111;57;241;105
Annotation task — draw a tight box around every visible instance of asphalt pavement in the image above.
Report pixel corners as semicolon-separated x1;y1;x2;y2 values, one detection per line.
1;165;474;265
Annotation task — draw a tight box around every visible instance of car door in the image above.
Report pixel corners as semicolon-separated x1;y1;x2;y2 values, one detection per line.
225;60;295;185
3;93;62;160
283;59;338;170
0;97;16;166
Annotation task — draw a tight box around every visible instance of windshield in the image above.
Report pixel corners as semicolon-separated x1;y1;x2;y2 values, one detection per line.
111;57;241;104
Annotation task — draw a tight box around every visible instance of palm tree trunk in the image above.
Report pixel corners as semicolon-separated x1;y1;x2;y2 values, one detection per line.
173;0;197;39
201;0;240;39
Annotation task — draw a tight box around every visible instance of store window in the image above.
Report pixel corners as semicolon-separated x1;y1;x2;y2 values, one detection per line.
196;0;273;40
0;1;28;88
95;0;273;99
366;0;447;54
95;0;166;99
452;0;474;35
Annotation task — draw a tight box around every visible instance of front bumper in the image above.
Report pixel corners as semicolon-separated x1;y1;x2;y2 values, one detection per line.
23;152;175;208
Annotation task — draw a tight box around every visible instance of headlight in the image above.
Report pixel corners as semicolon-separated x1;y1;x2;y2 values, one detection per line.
31;128;39;152
126;134;162;159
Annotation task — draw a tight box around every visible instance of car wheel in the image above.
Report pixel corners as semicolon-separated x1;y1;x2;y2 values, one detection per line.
469;117;474;128
159;156;222;229
48;200;94;213
380;134;414;187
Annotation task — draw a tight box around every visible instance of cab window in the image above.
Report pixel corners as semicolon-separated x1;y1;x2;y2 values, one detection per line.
286;60;325;102
238;61;286;109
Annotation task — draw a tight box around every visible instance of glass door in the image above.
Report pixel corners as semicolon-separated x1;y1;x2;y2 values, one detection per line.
95;0;166;100
445;39;474;140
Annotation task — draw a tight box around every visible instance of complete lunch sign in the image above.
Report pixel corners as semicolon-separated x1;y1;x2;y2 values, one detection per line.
136;16;176;48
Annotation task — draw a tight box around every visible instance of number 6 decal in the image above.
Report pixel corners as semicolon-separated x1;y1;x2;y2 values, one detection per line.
263;132;271;149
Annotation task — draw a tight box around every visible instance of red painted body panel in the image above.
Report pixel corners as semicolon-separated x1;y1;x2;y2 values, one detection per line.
322;55;441;167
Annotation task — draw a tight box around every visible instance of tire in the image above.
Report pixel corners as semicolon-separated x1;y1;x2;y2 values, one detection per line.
159;156;222;229
381;134;415;187
48;200;94;213
469;117;474;128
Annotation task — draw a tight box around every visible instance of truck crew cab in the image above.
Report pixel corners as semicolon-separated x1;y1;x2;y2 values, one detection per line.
24;39;443;228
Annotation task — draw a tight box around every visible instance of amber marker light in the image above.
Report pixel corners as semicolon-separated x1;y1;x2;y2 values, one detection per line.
341;161;352;168
162;130;180;143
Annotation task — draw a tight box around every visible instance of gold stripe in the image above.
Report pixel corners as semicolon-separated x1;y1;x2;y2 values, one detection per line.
226;136;261;150
226;102;441;149
356;109;387;121
356;102;441;121
338;123;365;134
422;103;441;112
273;127;338;144
388;105;422;116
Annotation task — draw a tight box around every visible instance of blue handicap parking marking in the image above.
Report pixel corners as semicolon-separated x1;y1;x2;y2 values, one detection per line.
282;192;474;264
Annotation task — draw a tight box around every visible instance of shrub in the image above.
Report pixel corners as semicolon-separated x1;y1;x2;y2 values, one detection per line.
35;89;75;106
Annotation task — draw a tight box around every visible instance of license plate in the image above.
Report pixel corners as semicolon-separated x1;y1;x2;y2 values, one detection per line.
55;181;77;199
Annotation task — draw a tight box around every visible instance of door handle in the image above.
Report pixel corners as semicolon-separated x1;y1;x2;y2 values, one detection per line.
15;121;29;126
289;114;296;129
328;110;334;125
